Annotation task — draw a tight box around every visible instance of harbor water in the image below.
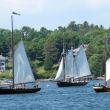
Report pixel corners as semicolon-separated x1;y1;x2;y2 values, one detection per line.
0;80;110;110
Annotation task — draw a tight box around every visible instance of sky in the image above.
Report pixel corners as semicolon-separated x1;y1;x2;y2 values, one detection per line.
0;0;110;30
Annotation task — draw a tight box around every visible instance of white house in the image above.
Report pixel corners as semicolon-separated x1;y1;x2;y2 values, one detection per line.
0;55;6;72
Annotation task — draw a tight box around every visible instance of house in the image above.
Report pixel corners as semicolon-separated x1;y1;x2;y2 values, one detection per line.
0;55;6;72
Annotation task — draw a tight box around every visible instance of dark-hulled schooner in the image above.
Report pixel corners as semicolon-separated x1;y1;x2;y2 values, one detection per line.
55;45;91;87
0;41;41;94
0;12;41;94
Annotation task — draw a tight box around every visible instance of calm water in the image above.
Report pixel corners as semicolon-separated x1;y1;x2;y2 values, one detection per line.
0;80;110;110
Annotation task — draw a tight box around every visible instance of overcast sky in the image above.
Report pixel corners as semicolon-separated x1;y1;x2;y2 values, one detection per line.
0;0;110;30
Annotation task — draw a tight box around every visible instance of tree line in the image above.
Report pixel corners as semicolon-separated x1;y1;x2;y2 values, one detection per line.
0;21;110;78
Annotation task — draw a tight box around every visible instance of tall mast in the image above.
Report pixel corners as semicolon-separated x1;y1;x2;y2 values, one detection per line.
11;15;14;88
11;12;20;88
104;35;108;85
62;38;65;80
71;41;73;49
73;46;79;78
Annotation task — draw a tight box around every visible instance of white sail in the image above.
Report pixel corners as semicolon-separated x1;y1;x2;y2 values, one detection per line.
65;49;77;78
55;58;64;81
14;41;35;84
73;58;79;79
106;58;110;81
75;45;91;78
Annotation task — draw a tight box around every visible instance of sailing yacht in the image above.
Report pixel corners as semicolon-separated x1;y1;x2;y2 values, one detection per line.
93;36;110;92
55;45;91;87
0;41;41;94
93;58;110;92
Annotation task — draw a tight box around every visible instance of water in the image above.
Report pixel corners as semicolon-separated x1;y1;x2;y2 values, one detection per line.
0;80;110;110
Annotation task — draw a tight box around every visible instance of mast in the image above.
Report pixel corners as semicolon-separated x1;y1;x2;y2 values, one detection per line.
11;12;20;88
104;35;108;85
62;38;66;81
11;15;14;88
71;41;73;49
73;43;79;78
74;53;79;78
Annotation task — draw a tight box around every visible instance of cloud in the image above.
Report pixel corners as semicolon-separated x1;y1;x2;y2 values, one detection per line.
0;0;109;17
0;0;110;29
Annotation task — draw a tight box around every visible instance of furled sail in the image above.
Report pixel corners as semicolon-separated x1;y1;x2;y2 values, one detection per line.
106;58;110;81
75;45;91;78
55;58;64;81
14;41;35;84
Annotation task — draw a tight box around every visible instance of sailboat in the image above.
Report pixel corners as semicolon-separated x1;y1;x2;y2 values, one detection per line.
0;41;41;94
93;36;110;92
55;45;91;87
93;58;110;92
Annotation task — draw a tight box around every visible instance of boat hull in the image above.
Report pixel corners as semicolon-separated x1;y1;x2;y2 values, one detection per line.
93;86;110;92
0;88;41;94
57;81;88;87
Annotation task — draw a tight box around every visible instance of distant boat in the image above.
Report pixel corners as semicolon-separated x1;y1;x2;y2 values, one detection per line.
93;36;110;92
93;58;110;92
55;45;91;87
0;41;41;94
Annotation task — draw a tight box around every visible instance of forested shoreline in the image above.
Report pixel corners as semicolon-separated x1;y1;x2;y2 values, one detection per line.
0;21;110;79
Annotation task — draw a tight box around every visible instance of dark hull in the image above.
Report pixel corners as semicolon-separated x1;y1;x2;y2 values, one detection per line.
57;81;88;87
93;86;110;92
0;88;41;94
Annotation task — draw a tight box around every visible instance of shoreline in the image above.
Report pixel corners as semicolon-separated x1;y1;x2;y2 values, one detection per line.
36;79;54;82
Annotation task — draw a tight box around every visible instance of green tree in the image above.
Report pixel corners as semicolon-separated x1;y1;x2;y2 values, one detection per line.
43;39;58;70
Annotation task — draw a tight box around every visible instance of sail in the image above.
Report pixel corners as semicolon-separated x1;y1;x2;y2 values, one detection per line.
106;58;110;81
55;58;64;81
75;45;91;78
65;49;77;78
14;41;35;84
